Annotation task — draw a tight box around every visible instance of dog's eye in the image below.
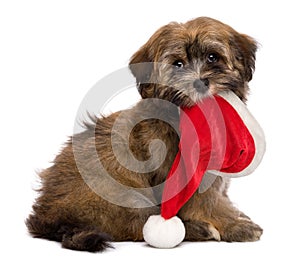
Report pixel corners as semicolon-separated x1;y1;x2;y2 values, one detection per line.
173;60;184;68
207;53;219;63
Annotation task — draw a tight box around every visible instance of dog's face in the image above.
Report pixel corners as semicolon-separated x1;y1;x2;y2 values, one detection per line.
130;17;257;107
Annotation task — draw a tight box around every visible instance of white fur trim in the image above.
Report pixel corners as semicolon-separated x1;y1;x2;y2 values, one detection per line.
209;91;266;178
143;215;185;248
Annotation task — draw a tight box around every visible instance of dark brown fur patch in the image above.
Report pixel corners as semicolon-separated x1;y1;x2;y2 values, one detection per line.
26;215;113;252
61;228;113;252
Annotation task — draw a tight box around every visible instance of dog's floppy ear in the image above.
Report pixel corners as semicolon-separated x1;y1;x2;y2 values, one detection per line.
129;45;154;98
231;34;257;82
130;45;152;82
129;23;178;98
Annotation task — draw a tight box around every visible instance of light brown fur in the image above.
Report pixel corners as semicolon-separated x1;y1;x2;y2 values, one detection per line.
26;17;262;252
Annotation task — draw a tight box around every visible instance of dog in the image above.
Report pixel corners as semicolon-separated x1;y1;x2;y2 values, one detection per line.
26;17;263;252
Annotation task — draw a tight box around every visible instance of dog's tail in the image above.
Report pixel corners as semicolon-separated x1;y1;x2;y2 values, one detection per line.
26;214;113;252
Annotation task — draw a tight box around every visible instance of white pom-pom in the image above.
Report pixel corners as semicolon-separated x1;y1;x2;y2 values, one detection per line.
143;215;185;248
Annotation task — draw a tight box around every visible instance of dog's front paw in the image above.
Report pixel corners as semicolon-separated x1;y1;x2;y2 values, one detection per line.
221;219;263;242
184;220;221;241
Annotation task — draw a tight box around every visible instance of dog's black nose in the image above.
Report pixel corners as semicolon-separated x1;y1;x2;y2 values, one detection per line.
193;79;209;93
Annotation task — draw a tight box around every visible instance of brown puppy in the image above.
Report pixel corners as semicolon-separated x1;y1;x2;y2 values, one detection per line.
26;17;262;252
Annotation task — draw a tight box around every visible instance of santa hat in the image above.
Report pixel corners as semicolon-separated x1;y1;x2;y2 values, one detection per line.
143;91;266;248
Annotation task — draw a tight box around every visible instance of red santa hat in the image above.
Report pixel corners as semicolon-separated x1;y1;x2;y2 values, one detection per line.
143;91;266;248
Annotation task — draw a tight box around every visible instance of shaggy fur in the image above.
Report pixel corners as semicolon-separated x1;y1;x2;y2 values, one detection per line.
26;17;263;252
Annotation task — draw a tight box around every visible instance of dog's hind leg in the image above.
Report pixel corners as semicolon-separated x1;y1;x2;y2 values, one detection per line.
61;226;112;252
26;214;112;252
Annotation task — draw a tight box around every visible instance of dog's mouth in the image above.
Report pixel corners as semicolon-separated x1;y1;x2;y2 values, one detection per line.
172;77;217;107
168;85;212;108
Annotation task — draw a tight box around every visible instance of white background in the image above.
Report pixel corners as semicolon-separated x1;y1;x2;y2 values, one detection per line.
1;0;300;268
